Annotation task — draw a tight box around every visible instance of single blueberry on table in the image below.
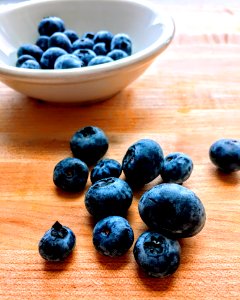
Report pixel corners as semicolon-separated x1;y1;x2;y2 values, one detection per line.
138;183;206;238
20;60;41;69
161;152;193;184
107;49;128;61
54;54;83;69
38;221;76;261
93;42;108;56
93;216;134;257
209;138;240;172
111;33;132;55
85;177;133;219
93;30;113;51
48;32;72;53
64;29;79;43
81;31;95;40
53;157;89;192
72;38;94;51
122;139;164;186
88;56;114;66
16;54;36;67
36;35;49;51
38;16;65;36
73;49;96;66
70;126;109;165
17;44;43;62
40;47;67;69
90;158;122;184
133;231;181;278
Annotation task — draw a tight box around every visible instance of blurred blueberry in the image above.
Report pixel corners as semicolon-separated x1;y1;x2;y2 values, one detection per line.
36;35;49;51
64;29;79;43
73;49;96;66
40;47;67;69
81;31;95;40
111;33;132;55
16;54;36;67
20;59;41;69
54;54;83;69
93;42;108;56
107;49;128;60
48;32;72;53
38;16;65;36
88;56;114;66
17;44;43;62
93;30;113;51
72;38;94;51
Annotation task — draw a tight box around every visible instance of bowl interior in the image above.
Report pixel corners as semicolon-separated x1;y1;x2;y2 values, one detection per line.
0;0;168;67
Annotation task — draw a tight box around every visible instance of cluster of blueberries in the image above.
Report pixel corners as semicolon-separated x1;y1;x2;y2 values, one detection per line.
38;126;240;277
16;16;132;70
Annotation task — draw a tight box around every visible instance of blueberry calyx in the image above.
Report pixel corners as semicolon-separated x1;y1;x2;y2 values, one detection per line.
51;221;68;238
144;234;164;255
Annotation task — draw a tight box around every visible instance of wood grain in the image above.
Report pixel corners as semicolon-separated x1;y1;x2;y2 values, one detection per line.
0;1;240;299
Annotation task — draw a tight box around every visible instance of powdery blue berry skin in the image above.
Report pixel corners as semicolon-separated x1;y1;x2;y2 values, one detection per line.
16;54;36;67
93;30;114;51
54;54;83;69
110;33;132;55
81;31;95;40
107;49;128;61
38;16;65;36
73;49;96;66
48;32;72;53
20;60;41;69
39;221;76;262
161;152;193;184
133;231;181;278
209;138;240;172
36;35;49;51
85;177;133;219
64;29;79;43
90;158;122;184
93;216;134;257
70;126;109;165
138;183;206;238
122;139;164;186
17;44;43;62
40;47;67;69
72;38;94;51
93;42;108;56
88;56;114;66
53;157;89;192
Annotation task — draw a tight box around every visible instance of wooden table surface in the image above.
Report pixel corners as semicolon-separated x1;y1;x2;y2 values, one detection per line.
0;1;240;299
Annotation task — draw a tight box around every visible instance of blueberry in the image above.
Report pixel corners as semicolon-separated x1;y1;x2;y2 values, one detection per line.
122;139;164;186
17;44;43;62
40;47;67;69
72;38;94;51
81;31;95;40
88;56;114;66
93;216;134;257
20;60;41;69
38;16;65;36
161;152;193;184
48;32;72;53
111;33;132;55
70;126;109;165
54;54;83;69
138;183;206;238
90;158;122;184
38;221;76;261
107;49;128;61
36;35;49;51
133;231;181;277
85;177;133;218
93;42;108;56
209;138;240;172
16;54;36;67
73;49;96;66
64;29;79;43
53;157;89;192
93;30;113;51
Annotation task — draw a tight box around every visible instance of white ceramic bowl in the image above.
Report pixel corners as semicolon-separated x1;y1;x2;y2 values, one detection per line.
0;0;175;104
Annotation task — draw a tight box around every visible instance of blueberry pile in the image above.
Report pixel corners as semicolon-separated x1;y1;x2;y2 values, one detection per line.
16;16;132;70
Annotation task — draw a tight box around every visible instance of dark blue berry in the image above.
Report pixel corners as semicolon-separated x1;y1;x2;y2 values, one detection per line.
161;152;193;184
90;158;122;184
209;138;240;172
40;47;67;69
72;38;94;51
93;216;134;257
48;32;72;53
107;49;128;60
133;231;181;278
64;29;79;43
85;177;133;219
38;221;76;261
93;42;108;56
17;44;43;62
93;30;113;51
53;157;89;192
81;31;95;40
54;54;83;69
122;139;164;186
111;33;132;55
36;35;49;51
88;56;114;66
38;16;65;36
70;126;109;165
138;183;206;238
20;60;41;69
16;54;36;67
73;49;96;66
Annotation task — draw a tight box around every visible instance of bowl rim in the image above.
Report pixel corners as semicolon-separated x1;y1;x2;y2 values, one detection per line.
0;0;175;81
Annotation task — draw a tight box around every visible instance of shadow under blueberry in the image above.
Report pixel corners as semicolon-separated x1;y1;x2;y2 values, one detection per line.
94;249;132;270
213;168;239;185
55;186;86;200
